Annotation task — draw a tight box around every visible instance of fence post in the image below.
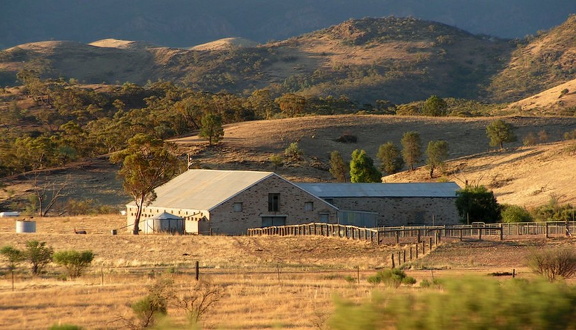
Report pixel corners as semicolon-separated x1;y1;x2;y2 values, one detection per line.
545;222;549;239
422;241;426;254
500;224;504;241
391;254;395;269
415;244;419;258
403;249;406;263
395;230;400;245
409;246;413;260
429;237;433;251
478;228;482;241
195;261;200;281
417;230;421;243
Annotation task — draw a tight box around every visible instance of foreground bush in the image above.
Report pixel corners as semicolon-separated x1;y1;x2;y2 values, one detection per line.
53;250;94;278
330;277;576;329
366;269;416;287
527;246;576;282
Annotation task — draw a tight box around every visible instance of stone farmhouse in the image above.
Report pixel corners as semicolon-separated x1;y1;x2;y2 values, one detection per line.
125;169;461;235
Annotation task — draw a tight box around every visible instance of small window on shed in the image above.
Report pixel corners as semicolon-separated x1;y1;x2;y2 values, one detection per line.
233;202;243;212
304;202;314;211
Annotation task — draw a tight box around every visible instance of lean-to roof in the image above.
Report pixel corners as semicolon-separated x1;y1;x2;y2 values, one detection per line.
295;182;460;198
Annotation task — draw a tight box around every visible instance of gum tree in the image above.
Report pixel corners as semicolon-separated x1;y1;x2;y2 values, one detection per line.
111;134;182;235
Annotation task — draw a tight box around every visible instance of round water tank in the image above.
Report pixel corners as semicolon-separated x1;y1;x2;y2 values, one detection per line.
16;220;36;233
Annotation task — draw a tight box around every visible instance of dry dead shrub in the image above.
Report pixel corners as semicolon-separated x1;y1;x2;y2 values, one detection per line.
527;246;576;282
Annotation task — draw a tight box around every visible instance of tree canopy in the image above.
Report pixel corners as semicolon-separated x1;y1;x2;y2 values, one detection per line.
455;185;501;223
377;142;404;175
425;140;449;178
486;119;517;149
401;131;422;170
350;149;382;183
329;150;348;182
110;134;182;234
199;113;224;146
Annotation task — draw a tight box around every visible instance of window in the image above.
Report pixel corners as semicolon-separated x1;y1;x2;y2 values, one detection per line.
318;213;329;223
261;216;286;227
233;202;243;212
304;202;314;211
268;193;280;212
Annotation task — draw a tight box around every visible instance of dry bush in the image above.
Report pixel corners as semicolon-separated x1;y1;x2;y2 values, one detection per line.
173;279;224;324
527;246;576;282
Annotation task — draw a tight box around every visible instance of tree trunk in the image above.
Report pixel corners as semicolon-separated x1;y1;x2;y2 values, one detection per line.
133;195;145;235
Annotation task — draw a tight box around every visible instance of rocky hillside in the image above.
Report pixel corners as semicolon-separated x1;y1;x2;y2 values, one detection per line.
2;15;576;106
0;17;514;104
488;15;576;102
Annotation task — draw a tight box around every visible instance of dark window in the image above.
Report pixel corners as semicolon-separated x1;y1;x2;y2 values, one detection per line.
262;216;286;227
268;193;280;212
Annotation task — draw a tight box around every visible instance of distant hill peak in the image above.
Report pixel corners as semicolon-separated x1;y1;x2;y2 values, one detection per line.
89;39;158;50
189;37;259;51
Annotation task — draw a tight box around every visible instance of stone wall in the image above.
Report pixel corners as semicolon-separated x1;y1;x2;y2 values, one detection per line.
329;197;459;226
209;175;338;235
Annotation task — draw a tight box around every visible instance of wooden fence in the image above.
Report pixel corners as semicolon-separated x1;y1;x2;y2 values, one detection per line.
247;221;576;244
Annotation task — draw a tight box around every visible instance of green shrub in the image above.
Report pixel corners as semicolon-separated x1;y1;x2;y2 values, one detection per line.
53;250;94;278
25;240;53;275
367;269;416;288
330;277;576;329
501;204;533;223
284;142;303;161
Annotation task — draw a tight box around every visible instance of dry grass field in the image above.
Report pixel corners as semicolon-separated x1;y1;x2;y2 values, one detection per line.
1;215;574;329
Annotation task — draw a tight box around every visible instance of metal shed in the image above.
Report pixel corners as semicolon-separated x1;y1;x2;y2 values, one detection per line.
142;212;184;234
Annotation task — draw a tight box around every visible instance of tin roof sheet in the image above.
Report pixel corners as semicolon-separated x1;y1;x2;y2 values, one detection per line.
295;182;460;198
142;169;274;211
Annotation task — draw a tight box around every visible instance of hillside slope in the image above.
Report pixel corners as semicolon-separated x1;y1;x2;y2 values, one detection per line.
2;115;575;211
488;15;576;102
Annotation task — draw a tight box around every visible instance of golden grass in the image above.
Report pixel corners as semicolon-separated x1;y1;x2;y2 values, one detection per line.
1;216;574;329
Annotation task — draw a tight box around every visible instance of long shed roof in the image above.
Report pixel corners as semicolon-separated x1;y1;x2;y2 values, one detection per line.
140;169;274;211
295;182;461;198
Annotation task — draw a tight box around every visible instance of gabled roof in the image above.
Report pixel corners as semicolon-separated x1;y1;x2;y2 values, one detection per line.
142;169;275;211
295;182;461;198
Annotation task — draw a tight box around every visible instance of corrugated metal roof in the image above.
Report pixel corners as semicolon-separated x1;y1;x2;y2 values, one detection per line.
142;169;274;211
295;182;461;198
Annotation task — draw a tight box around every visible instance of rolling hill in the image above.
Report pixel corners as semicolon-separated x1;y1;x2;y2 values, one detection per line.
2;15;576;106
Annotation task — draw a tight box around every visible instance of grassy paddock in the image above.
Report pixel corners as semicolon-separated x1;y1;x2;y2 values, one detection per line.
0;215;574;328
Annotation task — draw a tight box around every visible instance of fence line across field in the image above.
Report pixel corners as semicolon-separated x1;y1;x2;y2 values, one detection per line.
247;221;576;244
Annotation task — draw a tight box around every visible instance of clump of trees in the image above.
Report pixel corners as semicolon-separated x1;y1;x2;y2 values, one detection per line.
0;241;94;283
